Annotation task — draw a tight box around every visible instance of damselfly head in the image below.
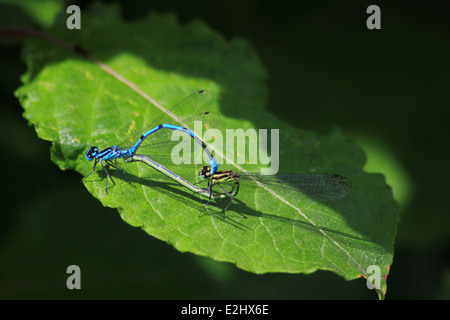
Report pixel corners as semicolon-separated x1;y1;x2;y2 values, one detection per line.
198;166;212;179
86;146;99;161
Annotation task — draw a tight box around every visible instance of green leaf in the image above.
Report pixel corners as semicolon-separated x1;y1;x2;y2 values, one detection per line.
16;2;399;297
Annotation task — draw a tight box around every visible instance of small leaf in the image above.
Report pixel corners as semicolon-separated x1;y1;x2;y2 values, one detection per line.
16;3;399;297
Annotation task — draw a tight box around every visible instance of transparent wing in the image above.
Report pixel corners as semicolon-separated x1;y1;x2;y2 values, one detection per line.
118;89;216;150
136;110;221;151
240;173;351;201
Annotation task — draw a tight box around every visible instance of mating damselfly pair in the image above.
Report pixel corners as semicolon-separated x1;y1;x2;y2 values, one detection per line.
83;89;351;214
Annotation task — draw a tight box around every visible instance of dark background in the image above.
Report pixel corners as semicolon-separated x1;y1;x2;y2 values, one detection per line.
0;0;449;299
